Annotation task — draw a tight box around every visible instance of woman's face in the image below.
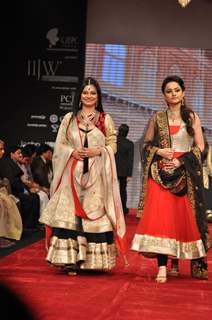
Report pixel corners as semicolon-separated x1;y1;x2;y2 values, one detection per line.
0;143;4;159
163;81;184;106
80;85;98;109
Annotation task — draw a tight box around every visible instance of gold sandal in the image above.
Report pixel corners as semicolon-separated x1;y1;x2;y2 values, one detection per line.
155;275;167;283
155;266;167;283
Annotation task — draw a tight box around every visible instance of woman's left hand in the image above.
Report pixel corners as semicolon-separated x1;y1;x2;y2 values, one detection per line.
163;158;181;170
172;158;181;168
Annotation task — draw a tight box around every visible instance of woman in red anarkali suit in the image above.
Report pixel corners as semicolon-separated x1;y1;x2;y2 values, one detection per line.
131;75;210;283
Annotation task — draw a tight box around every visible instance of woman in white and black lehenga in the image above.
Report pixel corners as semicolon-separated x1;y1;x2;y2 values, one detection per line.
40;77;127;275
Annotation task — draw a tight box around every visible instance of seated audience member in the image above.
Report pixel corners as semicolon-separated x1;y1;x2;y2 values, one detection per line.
0;140;22;248
31;143;53;191
0;145;40;231
19;147;49;216
23;143;37;157
21;143;37;176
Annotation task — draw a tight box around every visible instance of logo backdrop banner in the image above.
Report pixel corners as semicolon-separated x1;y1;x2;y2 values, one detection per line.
2;1;87;146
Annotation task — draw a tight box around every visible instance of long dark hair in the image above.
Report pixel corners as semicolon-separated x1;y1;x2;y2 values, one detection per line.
161;75;194;137
71;76;104;118
201;127;209;161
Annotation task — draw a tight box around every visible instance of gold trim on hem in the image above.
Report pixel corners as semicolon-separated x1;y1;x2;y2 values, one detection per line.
46;236;117;270
39;218;114;234
131;234;206;259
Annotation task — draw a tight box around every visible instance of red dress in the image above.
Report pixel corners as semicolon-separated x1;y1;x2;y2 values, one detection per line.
131;125;206;259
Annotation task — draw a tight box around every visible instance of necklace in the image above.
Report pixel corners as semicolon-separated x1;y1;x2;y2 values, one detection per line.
167;108;181;124
78;110;99;130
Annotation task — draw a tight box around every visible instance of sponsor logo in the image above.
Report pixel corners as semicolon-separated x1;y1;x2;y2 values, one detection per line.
49;114;58;124
46;28;78;52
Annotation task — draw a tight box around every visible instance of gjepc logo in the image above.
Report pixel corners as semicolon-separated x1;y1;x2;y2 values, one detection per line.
46;28;78;52
46;28;59;48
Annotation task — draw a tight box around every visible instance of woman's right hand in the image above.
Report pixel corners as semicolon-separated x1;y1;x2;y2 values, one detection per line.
157;148;174;160
72;149;85;160
72;148;101;160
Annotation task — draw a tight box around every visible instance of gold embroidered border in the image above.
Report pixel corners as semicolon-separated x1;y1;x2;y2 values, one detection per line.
156;111;170;148
138;146;158;215
131;234;206;260
187;146;203;213
138;111;170;216
42;217;113;234
187;173;195;212
46;236;117;270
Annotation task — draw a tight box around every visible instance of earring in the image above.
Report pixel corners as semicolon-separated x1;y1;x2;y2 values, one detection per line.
181;97;185;106
79;101;82;109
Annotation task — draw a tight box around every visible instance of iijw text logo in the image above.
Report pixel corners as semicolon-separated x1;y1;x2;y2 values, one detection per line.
27;59;62;80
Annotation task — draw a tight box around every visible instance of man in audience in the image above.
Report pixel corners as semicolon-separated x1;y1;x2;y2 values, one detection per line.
31;143;53;192
19;147;49;216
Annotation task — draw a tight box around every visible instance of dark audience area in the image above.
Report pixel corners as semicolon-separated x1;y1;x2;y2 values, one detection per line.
0;140;53;252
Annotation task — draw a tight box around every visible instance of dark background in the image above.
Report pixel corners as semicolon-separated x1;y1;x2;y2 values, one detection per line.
1;0;87;145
